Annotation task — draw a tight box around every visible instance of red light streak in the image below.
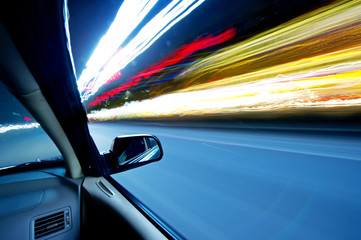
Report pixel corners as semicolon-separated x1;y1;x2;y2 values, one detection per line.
87;28;236;107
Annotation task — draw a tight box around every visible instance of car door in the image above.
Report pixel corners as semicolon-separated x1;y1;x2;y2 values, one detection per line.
81;135;183;239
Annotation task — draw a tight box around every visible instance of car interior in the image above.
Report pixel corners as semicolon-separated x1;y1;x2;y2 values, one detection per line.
2;0;361;239
0;0;175;239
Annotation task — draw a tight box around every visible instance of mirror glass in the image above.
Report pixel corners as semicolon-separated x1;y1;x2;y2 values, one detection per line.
114;136;162;166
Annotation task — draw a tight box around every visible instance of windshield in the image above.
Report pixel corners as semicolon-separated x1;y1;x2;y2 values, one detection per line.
0;81;61;169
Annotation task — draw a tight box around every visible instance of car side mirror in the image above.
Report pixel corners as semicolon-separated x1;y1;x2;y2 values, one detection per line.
103;134;163;174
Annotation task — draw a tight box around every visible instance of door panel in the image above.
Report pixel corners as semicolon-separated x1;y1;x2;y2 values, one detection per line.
81;176;167;240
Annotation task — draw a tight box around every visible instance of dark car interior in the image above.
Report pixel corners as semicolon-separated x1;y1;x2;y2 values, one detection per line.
0;0;173;239
2;0;361;239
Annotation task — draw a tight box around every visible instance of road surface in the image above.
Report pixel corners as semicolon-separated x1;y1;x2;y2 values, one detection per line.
89;121;361;240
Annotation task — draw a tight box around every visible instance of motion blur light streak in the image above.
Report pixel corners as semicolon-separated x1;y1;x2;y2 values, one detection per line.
88;0;361;121
77;0;158;93
0;123;40;134
174;1;361;86
87;28;237;107
104;71;122;85
128;28;236;83
86;0;206;100
78;0;206;101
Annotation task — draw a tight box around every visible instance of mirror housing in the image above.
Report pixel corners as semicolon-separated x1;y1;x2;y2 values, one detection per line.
103;134;163;174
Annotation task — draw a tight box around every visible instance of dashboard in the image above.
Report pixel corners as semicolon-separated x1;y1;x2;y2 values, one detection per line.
0;168;82;240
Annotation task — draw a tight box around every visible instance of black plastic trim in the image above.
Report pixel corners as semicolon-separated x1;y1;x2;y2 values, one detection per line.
0;159;65;177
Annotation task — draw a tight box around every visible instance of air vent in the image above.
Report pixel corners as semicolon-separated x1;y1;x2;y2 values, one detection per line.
32;207;71;239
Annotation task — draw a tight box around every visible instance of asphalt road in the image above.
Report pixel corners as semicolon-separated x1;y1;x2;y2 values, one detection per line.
89;121;361;240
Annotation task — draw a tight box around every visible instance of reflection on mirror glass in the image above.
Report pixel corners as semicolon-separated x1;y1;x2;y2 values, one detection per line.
115;136;161;166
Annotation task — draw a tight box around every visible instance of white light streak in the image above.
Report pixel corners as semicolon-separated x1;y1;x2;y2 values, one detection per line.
0;123;40;134
87;59;361;120
77;0;158;92
78;0;206;101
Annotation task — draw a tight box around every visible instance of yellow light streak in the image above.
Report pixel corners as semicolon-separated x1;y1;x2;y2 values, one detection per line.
89;0;361;121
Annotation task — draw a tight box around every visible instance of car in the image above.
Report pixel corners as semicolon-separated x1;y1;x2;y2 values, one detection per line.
0;0;178;239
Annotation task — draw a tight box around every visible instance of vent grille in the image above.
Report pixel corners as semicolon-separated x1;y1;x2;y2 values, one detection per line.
33;208;70;239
